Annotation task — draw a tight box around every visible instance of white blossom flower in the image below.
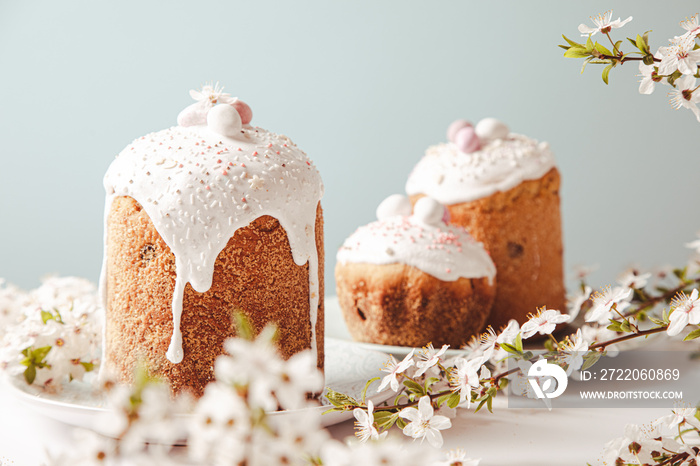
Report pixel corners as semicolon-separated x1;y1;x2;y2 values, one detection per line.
669;74;700;122
520;308;571;339
274;350;324;410
578;10;632;37
585;286;632;324
399;396;452;448
449;356;486;406
377;350;415;392
680;13;700;38
433;449;481;466
686;234;700;254
638;61;660;95
559;329;589;375
659;35;700;75
603;423;665;465
654;407;700;430
320;436;441;466
353;399;386;443
617;269;651;290
414;344;449;377
667;289;700;336
566;286;592;321
189;82;235;106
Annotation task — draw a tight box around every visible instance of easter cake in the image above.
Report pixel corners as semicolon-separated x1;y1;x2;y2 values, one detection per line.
100;84;324;396
406;118;565;330
335;195;496;347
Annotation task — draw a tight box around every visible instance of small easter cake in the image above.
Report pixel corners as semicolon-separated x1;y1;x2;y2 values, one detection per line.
335;195;496;347
100;84;324;396
406;118;565;330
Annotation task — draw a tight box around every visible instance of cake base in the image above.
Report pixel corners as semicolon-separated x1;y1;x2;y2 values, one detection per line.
335;262;495;348
104;196;324;397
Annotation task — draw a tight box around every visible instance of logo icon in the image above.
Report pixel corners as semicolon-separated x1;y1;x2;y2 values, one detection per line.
527;359;568;399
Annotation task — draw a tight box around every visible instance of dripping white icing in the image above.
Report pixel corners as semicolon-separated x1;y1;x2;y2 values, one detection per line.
336;215;496;283
101;124;324;364
405;134;555;205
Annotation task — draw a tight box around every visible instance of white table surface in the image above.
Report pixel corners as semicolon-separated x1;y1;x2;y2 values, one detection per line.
0;381;670;465
0;299;683;465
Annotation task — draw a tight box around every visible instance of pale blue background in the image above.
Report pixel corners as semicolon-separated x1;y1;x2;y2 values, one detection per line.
1;1;698;295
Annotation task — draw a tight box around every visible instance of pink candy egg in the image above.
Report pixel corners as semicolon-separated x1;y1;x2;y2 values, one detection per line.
455;126;481;153
232;100;253;125
447;119;472;143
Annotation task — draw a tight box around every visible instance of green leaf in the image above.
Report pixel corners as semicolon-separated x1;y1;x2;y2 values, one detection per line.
374;411;399;429
436;392;454;407
586;36;594;52
325;388;360;408
33;346;52;362
233;311;255;340
543;339;555;352
474;397;487;413
447;392;462;409
642;30;651;52
564;47;591;59
24;365;36;385
684;328;700;341
648;316;667;326
514;333;523;353
635;34;649;54
80;361;95;372
486;394;493;413
396;417;407;430
561;34;582;48
607;319;623;332
581;351;603;371
424;377;440;393
602;63;614;84
614;40;623;54
361;377;380;403
41;310;55;324
403;379;426;396
499;343;521;355
620;319;632;333
594;42;613;56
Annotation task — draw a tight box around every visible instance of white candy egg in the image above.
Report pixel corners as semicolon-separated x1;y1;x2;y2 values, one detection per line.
207;104;242;138
413;197;445;225
475;117;509;141
376;194;412;220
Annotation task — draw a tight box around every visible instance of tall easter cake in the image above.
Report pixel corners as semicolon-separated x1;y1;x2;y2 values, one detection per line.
336;195;496;347
406;118;565;330
100;84;324;396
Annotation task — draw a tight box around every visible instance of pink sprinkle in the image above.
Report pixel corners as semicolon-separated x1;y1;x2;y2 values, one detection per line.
267;143;272;148
195;142;200;146
241;163;246;167
207;146;211;149
223;170;228;175
241;197;247;202
253;151;258;156
228;162;234;166
276;151;280;155
237;148;242;151
217;159;222;163
205;186;211;190
446;268;452;273
306;161;311;166
179;164;184;168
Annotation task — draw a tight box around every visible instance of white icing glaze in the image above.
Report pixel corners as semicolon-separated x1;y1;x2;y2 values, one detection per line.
336;215;496;283
100;124;324;364
405;133;555;205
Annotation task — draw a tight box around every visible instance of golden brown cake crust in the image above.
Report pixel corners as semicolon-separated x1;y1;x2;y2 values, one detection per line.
335;262;495;347
105;196;324;397
412;167;565;330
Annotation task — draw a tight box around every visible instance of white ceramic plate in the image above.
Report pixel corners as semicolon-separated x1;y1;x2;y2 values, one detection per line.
325;296;474;358
4;337;393;432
